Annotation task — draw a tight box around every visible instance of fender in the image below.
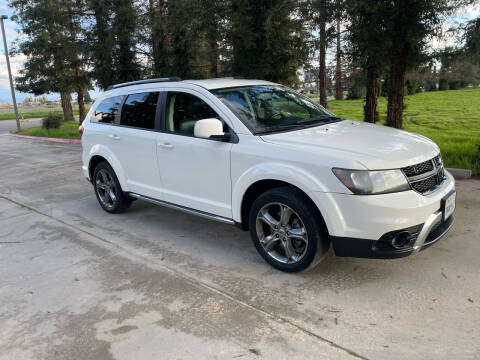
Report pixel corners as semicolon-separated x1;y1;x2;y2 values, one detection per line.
231;162;331;223
88;144;130;191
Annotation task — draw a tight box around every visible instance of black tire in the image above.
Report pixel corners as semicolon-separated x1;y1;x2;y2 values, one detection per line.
248;186;330;272
93;161;132;214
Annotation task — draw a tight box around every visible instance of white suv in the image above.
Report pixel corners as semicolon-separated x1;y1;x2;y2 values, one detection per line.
81;77;456;272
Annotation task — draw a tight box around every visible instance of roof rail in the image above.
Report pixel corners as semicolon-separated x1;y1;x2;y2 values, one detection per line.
107;77;182;90
209;76;244;80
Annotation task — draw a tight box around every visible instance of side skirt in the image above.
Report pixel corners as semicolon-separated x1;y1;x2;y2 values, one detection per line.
129;193;235;225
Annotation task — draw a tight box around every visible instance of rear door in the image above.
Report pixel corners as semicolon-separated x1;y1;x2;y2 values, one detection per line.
109;90;164;200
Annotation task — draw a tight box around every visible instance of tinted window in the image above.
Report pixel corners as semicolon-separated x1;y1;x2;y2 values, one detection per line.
92;96;124;124
165;92;219;136
120;92;159;129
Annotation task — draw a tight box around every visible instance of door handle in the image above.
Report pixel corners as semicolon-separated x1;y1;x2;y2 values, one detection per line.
109;134;120;140
157;142;174;149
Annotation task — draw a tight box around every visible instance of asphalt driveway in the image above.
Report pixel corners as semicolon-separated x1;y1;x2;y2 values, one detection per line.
0;135;479;360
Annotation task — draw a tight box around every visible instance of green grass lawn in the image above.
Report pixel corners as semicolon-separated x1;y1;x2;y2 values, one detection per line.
16;120;80;139
328;88;480;176
0;105;89;120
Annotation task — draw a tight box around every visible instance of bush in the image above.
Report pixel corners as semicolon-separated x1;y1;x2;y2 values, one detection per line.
42;113;63;129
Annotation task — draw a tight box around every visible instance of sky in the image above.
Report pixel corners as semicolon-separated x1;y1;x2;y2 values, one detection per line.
0;1;478;103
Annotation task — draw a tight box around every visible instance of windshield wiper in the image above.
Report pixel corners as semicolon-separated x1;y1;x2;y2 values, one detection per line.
254;116;343;135
299;116;342;125
254;123;309;135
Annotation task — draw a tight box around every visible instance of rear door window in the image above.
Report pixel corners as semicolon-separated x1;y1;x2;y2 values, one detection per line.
120;92;159;130
92;96;124;124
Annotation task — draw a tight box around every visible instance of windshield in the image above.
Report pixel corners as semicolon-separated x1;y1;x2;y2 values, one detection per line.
211;85;340;134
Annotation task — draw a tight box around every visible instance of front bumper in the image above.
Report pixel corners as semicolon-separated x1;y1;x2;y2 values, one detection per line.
308;170;456;259
331;213;454;259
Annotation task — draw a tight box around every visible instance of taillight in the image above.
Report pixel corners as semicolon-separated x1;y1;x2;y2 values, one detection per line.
78;124;84;137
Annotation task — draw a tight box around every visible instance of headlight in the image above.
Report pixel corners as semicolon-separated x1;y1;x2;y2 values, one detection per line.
332;168;411;195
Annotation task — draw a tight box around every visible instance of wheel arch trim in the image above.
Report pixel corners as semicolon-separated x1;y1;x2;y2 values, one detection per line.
232;163;333;233
87;145;129;191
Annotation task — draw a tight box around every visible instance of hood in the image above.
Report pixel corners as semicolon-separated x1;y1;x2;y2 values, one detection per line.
260;120;440;170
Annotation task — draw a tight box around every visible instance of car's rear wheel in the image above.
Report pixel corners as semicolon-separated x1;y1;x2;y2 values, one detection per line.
249;187;329;272
93;162;132;213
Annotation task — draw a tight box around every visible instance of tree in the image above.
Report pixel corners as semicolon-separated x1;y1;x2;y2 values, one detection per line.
167;0;198;78
346;0;390;123
308;0;331;107
197;0;231;78
147;0;169;77
385;0;472;129
22;95;33;104
464;17;480;64
63;0;90;121
86;0;141;89
112;0;142;83
87;0;115;89
230;0;309;85
317;0;328;106
83;91;92;104
437;47;480;89
335;19;343;100
10;0;75;120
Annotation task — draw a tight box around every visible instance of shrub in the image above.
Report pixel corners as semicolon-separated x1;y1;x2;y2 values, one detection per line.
42;113;63;129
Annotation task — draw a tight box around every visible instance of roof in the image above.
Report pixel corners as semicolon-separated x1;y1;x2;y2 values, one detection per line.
100;78;278;99
184;78;276;90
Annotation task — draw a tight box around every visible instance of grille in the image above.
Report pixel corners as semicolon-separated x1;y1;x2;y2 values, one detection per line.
411;176;437;193
402;160;434;177
402;154;445;195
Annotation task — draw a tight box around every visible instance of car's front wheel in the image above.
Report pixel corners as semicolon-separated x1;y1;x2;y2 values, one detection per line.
249;187;329;272
93;161;132;213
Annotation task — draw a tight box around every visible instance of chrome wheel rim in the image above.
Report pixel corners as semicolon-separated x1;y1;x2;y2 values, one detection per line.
95;169;117;209
255;202;308;264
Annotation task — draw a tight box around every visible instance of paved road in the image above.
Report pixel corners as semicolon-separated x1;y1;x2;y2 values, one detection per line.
0;118;43;134
0;135;479;360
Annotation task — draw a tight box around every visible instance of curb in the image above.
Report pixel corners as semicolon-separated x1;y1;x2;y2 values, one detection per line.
446;168;472;180
8;133;81;144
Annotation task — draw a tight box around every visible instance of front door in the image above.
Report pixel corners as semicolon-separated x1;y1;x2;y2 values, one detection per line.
155;90;233;218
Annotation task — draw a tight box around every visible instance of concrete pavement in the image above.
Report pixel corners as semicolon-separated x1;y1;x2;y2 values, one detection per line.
0;135;479;360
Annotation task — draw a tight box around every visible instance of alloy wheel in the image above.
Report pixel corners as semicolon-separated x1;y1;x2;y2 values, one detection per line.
95;169;118;209
255;202;309;264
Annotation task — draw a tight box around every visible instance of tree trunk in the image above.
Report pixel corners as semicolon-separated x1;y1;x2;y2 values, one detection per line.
60;92;74;121
114;0;140;83
439;65;449;90
92;0;114;89
77;88;86;122
364;64;379;123
386;27;407;129
335;21;343;100
318;0;327;108
209;28;219;78
149;0;168;76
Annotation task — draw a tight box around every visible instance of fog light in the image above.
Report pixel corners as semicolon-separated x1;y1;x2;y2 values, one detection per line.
391;231;411;249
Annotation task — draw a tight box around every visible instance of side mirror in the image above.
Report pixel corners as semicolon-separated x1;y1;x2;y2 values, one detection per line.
194;118;230;141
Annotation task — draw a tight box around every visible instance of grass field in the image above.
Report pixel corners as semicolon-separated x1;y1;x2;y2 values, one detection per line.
0;104;89;120
17;121;80;139
328;88;480;176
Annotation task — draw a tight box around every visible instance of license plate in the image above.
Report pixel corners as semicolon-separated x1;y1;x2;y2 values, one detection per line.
442;191;456;222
